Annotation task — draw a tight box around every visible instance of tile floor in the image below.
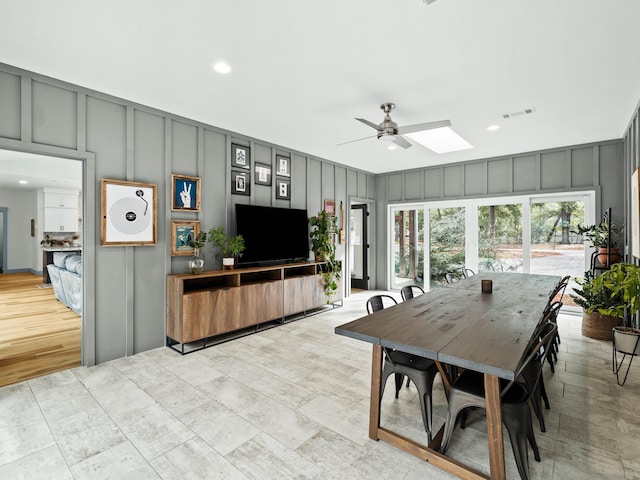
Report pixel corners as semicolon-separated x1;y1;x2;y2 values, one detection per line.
0;290;639;479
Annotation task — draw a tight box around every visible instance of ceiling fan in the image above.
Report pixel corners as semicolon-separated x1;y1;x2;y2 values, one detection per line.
339;103;451;149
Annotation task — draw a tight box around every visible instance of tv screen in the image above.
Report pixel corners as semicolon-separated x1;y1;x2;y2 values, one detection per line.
235;204;310;266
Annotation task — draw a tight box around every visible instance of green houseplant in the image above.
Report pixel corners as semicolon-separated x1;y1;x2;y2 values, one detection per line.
573;222;623;267
570;263;640;345
207;226;245;269
309;210;341;300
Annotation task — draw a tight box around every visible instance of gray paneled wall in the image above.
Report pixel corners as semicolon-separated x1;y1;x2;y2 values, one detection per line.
0;63;373;366
624;101;640;260
374;141;624;288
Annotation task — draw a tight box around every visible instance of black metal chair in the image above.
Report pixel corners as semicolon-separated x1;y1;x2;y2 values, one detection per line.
400;285;425;301
524;302;562;432
547;275;570;304
440;322;558;480
542;300;563;373
461;268;476;278
366;294;440;443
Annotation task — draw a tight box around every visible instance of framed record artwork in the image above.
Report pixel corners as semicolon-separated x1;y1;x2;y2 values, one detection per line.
101;179;158;246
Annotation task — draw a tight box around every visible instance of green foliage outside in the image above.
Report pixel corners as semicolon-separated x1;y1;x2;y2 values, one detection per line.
394;201;585;288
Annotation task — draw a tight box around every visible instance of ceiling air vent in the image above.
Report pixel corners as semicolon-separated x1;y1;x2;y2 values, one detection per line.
502;107;536;119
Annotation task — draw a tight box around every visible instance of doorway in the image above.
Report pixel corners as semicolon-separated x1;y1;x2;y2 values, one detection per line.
350;204;369;290
0;207;6;273
0;149;83;385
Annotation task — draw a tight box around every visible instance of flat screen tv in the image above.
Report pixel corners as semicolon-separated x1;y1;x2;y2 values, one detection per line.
235;204;310;266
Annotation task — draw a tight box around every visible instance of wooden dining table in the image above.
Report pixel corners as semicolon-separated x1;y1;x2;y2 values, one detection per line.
335;272;561;480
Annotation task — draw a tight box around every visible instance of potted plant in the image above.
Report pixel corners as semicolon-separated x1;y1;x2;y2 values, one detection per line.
573;222;623;267
309;210;341;300
207;226;245;270
570;263;640;347
187;231;208;274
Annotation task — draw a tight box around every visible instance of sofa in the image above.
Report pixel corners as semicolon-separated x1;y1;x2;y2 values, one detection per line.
47;252;82;315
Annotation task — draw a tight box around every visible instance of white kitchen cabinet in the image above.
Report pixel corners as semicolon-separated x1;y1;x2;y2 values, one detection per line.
44;192;78;209
43;189;79;232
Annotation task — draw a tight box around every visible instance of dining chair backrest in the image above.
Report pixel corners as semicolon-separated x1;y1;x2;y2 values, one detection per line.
445;273;456;285
505;322;558;400
400;285;425;301
366;294;398;314
461;268;476;278
548;275;570;303
542;300;562;323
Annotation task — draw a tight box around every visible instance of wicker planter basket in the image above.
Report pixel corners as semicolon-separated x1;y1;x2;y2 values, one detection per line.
582;311;619;340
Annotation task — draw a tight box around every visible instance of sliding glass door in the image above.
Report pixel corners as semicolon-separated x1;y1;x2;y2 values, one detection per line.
478;203;523;273
389;192;594;292
390;206;424;290
429;207;465;287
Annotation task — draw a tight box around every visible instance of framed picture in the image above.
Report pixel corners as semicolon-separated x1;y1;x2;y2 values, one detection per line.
276;155;291;177
232;170;251;196
231;144;251;170
255;163;272;186
171;174;201;212
324;200;336;215
101;179;157;246
276;178;291;200
171;220;200;256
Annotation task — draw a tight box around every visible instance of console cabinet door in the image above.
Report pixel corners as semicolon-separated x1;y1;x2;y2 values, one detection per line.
284;276;327;316
180;281;284;342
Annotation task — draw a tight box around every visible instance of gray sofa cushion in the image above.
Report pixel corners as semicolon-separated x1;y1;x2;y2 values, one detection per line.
47;253;82;314
47;264;67;304
65;255;82;275
53;251;74;267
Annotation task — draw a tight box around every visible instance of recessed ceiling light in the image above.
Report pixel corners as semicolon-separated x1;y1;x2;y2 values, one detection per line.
405;127;473;154
212;61;232;74
387;145;398;150
19;180;28;184
487;125;500;131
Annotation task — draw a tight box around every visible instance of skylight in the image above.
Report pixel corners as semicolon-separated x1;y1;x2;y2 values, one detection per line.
405;127;473;154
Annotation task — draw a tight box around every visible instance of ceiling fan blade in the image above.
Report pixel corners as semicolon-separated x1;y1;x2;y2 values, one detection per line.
393;136;412;149
398;119;452;135
355;118;381;131
336;134;378;146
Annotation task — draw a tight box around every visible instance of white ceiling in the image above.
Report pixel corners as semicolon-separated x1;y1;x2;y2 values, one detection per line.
2;0;640;182
0;150;81;191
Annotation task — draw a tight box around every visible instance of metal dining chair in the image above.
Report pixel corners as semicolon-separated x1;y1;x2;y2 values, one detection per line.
445;272;457;285
461;268;476;278
440;322;558;480
400;285;425;301
366;294;440;443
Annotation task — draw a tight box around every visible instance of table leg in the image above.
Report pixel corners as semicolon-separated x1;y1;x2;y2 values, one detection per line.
484;374;505;480
369;345;382;440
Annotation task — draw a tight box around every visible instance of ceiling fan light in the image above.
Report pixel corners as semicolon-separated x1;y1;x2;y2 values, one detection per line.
378;133;397;141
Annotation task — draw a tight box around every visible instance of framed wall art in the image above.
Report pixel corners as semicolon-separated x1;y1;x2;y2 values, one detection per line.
276;155;291;177
231;144;251;170
255;163;272;186
171;174;201;212
324;200;336;215
276;178;291;200
101;179;157;246
171;220;200;256
231;170;251;196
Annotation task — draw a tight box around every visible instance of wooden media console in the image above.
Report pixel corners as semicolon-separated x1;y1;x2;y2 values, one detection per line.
166;262;341;353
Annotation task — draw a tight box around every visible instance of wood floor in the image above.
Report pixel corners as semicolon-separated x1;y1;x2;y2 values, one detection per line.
0;272;81;387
